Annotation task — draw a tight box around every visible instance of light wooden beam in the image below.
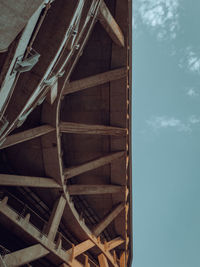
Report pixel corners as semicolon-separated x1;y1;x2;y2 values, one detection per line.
93;203;125;236
98;253;109;267
0;174;61;188
63;68;127;95
66;240;95;258
45;195;66;241
84;255;90;267
64;151;125;180
60;122;127;136
67;185;125;195
120;252;126;267
3;244;49;267
98;1;124;47
0;125;55;149
107;237;125;251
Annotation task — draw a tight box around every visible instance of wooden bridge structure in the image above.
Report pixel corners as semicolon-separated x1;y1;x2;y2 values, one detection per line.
0;0;132;266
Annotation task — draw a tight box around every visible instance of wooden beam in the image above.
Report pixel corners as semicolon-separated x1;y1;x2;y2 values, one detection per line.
60;122;127;136
0;200;82;266
84;255;90;267
93;203;125;236
66;240;95;258
98;253;109;267
107;237;125;251
119;252;126;267
68;185;125;195
0;125;55;149
64;152;125;180
0;174;61;188
45;195;66;241
63;68;127;95
3;244;49;267
98;1;124;47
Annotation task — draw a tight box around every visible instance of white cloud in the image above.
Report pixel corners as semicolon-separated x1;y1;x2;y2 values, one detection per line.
147;116;191;132
189;115;200;124
186;88;198;97
181;47;200;74
138;0;179;40
147;115;200;133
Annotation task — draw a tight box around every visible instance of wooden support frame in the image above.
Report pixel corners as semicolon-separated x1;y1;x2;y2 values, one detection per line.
84;255;90;267
0;125;55;149
60;122;127;136
64;151;125;180
93;203;124;236
0;198;83;266
98;1;124;47
107;237;125;251
3;244;49;267
120;252;126;267
67;185;125;195
0;174;61;188
98;253;109;267
63;68;127;95
66;240;95;258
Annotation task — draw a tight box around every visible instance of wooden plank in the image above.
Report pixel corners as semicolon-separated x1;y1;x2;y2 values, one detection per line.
66;240;95;257
93;203;125;236
98;253;109;267
68;185;125;195
119;252;126;267
0;174;61;188
64;152;125;180
0;125;55;149
98;1;124;47
84;255;90;267
63;68;127;95
107;237;125;251
45;195;66;241
60;122;127;136
3;244;49;267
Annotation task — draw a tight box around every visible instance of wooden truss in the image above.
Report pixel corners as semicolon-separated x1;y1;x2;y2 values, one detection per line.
0;0;131;266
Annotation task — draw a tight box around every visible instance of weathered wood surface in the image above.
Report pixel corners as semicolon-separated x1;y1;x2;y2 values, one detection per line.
0;174;61;188
93;203;124;236
0;125;55;149
64;152;125;180
98;1;124;47
68;185;125;195
63;68;127;95
3;244;49;267
45;195;66;241
60;121;127;136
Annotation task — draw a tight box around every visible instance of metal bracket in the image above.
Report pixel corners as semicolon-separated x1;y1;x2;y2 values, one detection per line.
11;49;40;75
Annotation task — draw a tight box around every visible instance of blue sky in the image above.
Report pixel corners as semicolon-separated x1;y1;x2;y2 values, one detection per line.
133;1;200;266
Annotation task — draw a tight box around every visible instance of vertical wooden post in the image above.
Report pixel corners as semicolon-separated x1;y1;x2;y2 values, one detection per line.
98;253;109;267
120;252;125;267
